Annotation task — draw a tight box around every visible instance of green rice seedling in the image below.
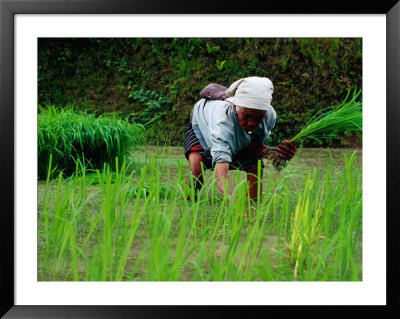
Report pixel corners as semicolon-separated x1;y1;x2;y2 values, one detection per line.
38;146;362;281
282;150;362;280
285;169;325;278
324;151;362;280
38;104;146;179
38;159;98;280
267;89;362;170
291;89;362;144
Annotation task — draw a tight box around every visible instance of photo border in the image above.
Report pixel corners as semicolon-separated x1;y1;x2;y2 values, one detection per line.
1;0;399;317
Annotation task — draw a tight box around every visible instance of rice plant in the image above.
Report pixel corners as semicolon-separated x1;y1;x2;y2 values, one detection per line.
290;89;362;144
38;148;362;281
285;169;325;278
267;89;362;170
38;104;146;179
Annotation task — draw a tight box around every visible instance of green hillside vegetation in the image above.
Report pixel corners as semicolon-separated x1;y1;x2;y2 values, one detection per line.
38;38;362;147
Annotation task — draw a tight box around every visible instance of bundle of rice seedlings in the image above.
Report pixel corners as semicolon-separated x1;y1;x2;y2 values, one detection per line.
38;104;146;179
267;89;362;170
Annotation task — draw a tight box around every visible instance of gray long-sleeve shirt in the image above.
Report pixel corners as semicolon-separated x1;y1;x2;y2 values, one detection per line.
191;97;276;167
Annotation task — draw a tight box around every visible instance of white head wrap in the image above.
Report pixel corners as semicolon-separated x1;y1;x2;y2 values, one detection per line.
225;76;274;111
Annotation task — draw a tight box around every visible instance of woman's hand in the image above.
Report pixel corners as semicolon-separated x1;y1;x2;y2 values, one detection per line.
277;140;297;160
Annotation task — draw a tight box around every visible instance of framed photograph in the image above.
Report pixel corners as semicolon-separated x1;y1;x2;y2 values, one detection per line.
1;0;399;318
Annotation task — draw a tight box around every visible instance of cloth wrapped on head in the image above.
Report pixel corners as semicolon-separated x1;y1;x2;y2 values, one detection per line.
225;76;274;111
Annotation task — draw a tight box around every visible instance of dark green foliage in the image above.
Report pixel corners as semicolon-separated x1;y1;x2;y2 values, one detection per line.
38;38;362;147
127;88;171;141
38;105;146;179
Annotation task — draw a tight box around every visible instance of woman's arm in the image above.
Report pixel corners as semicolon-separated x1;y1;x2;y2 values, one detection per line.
215;162;232;197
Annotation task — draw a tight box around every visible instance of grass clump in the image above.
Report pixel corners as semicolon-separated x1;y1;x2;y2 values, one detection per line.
38;104;146;179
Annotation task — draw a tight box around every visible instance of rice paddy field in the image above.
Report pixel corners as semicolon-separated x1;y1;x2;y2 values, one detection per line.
37;145;362;281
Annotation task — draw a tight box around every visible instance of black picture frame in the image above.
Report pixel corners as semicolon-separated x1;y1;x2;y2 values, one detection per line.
1;0;399;318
